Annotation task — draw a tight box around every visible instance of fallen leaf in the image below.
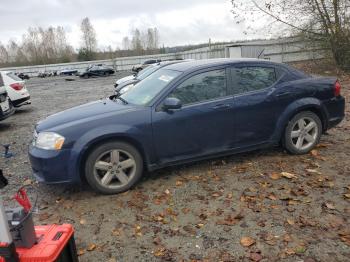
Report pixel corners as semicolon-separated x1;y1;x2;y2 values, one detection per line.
249;252;263;261
154;247;165;257
295;246;306;254
316;143;328;148
285;248;295;255
269;173;281;180
268;193;277;200
39;212;52;221
305;169;322;175
77;249;85;256
80;219;87;225
164;189;170;195
217;212;244;226
23;179;32;186
310;150;319;157
87;243;97;251
240;236;255;247
344;194;350;199
324;202;336;210
226;193;233;199
281;172;298;179
182;208;190;214
339;233;350;246
112;228;122;236
286;218;295;225
212;192;222;197
175;180;183;186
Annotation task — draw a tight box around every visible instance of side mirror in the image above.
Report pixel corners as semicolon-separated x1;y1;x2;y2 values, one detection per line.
163;97;182;111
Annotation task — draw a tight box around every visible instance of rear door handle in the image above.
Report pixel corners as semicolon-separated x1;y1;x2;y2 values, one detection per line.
212;104;231;110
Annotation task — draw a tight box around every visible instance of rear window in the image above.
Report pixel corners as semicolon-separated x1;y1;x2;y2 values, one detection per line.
7;72;22;81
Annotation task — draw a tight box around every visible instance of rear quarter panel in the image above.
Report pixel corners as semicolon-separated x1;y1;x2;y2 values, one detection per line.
271;76;339;142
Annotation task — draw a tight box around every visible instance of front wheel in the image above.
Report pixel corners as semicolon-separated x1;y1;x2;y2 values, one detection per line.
85;141;143;194
283;111;322;155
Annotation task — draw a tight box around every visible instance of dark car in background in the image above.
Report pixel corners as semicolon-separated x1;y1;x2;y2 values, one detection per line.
80;64;115;78
132;59;161;73
115;60;187;95
29;59;345;194
17;73;30;80
60;68;78;76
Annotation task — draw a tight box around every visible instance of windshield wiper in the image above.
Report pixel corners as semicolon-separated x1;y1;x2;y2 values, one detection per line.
109;94;128;104
117;96;128;104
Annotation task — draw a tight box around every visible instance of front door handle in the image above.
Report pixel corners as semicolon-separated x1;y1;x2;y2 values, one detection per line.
212;104;231;110
275;92;291;98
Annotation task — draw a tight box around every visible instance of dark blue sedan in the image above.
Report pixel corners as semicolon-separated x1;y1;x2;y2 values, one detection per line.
29;59;345;194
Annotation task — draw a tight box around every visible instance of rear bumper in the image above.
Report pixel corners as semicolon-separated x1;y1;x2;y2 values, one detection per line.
12;95;31;107
324;96;345;130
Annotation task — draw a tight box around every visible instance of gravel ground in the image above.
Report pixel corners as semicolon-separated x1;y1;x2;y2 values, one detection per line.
0;70;349;262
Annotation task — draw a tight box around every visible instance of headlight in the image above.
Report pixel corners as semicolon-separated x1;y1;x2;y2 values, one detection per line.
33;132;65;150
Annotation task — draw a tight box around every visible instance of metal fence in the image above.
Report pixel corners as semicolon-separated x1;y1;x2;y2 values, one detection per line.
0;38;325;76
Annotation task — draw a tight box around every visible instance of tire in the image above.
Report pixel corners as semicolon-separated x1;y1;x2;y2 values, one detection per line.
85;141;143;194
283;111;322;155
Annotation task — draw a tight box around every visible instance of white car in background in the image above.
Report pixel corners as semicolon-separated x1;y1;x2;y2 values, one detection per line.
0;71;31;107
0;73;14;121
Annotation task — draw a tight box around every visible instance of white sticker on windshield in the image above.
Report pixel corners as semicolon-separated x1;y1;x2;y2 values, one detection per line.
158;75;174;82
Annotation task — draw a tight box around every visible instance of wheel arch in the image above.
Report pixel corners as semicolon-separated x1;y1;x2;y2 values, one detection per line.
77;134;149;184
272;98;328;143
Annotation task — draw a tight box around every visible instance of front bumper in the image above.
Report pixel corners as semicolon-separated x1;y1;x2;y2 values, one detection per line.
28;145;77;184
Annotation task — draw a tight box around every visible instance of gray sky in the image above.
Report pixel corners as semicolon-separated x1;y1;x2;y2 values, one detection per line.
0;0;268;50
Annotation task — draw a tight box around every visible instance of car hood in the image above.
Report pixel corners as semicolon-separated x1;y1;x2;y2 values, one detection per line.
115;75;135;85
36;98;138;132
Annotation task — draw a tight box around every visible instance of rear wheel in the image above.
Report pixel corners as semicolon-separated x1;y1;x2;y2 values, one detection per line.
85;141;143;194
284;111;322;154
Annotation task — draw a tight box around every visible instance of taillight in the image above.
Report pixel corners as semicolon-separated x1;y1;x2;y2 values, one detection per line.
10;83;23;91
334;80;341;97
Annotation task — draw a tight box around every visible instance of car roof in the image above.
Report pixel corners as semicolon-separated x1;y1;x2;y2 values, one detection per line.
163;58;284;72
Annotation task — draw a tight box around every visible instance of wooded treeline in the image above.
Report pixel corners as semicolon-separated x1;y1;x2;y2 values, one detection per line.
0;17;163;67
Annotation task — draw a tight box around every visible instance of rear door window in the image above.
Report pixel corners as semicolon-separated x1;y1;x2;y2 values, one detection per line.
230;67;277;95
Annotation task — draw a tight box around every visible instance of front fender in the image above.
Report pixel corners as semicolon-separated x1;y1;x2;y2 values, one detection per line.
271;97;328;142
66;124;152;183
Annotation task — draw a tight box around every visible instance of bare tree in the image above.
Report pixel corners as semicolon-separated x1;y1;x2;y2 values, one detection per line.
0;42;9;64
131;29;143;53
122;36;131;50
79;17;97;60
231;0;350;70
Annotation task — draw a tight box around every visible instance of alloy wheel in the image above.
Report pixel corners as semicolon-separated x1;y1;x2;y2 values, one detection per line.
93;149;136;189
290;117;318;151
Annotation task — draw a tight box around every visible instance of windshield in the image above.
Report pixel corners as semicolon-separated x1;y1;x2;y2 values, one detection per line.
136;65;160;80
121;69;181;106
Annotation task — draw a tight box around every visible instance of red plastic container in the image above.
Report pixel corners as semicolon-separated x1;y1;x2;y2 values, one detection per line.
0;224;78;262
